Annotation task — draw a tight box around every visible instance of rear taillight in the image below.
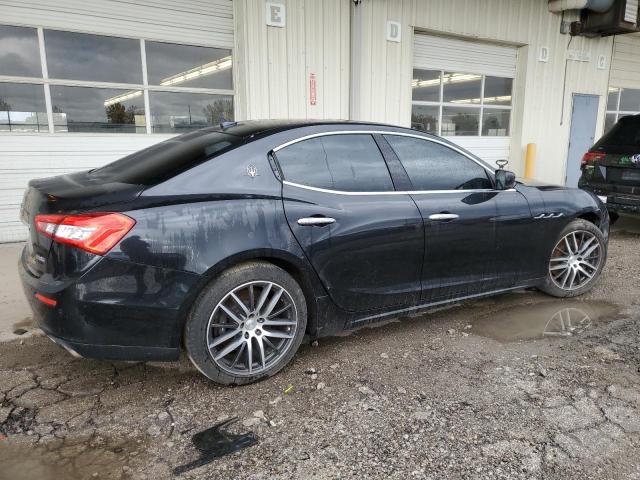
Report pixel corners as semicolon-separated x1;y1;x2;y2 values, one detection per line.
35;212;135;255
35;293;57;307
581;151;605;169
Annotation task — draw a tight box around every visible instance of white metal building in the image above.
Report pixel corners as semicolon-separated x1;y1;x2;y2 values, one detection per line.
1;0;640;242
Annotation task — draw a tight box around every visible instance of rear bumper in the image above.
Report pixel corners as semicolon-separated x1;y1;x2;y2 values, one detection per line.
19;247;202;362
43;331;180;361
580;186;640;215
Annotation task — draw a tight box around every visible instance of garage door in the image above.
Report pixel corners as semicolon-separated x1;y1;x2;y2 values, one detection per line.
412;34;518;163
0;0;234;243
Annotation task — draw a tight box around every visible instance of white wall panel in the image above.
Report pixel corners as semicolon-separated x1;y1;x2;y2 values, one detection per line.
234;0;349;121
0;0;233;47
0;135;172;242
610;35;640;89
350;0;614;185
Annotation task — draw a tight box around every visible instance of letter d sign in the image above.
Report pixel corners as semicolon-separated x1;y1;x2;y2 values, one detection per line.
387;21;401;43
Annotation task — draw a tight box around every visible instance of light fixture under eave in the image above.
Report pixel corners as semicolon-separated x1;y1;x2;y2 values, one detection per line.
159;56;233;87
103;90;143;107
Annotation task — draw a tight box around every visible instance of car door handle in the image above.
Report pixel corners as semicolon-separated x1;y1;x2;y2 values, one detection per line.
297;217;336;226
428;213;459;221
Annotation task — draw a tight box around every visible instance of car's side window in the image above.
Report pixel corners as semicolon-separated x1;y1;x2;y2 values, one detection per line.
275;134;395;192
384;135;493;191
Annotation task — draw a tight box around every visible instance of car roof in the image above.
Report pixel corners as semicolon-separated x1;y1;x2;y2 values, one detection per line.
179;119;433;141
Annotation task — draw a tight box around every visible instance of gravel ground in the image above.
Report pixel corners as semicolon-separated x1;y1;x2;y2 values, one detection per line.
1;217;639;480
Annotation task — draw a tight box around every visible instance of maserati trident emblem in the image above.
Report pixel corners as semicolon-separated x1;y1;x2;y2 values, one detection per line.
631;154;640;165
246;164;258;178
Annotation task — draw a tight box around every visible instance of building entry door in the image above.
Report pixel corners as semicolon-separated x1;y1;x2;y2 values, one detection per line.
566;94;600;187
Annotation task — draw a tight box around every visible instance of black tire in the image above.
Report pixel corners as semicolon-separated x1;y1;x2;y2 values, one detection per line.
185;261;307;385
539;219;607;298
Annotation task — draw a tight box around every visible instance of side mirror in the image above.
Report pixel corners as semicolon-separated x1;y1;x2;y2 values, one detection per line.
495;169;516;190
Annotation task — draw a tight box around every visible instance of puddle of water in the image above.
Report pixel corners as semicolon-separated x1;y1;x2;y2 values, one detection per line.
0;436;147;480
470;300;620;343
173;417;257;475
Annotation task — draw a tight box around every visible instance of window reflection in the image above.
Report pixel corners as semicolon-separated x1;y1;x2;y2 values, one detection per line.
442;107;480;136
482;109;510;136
0;25;42;78
605;87;640;133
146;41;232;89
619;88;640;112
45;30;142;84
50;86;145;133
0;83;48;132
412;69;440;102
412;70;512;136
2;25;236;135
483;77;512;106
411;104;439;134
607;88;620;111
149;92;233;133
442;72;482;104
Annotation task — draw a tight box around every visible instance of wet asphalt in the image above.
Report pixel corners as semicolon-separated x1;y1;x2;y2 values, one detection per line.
0;216;639;479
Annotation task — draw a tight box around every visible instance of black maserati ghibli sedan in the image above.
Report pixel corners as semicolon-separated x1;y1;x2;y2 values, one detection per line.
20;120;609;384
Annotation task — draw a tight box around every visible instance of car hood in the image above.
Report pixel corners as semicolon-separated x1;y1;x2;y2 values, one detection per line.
516;177;570;191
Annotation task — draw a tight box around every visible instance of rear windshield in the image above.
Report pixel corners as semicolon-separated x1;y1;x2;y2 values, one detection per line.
595;117;640;150
90;131;243;185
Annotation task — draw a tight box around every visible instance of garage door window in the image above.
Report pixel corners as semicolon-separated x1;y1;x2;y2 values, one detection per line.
605;87;640;133
0;82;48;132
0;25;234;134
411;70;512;137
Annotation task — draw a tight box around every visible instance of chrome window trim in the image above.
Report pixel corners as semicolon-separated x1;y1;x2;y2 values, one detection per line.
283;180;516;196
274;130;506;195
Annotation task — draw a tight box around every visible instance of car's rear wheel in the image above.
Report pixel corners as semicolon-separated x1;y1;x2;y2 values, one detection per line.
185;261;307;385
540;219;606;298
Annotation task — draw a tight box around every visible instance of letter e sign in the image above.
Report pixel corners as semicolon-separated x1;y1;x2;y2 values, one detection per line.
266;2;286;28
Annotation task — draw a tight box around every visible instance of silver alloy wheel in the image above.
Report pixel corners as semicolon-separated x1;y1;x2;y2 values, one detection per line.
206;280;298;376
549;230;602;291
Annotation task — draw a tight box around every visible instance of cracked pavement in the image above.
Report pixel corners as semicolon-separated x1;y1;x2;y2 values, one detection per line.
1;217;640;479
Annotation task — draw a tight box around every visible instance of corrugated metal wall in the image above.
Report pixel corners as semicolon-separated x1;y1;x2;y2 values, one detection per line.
610;34;640;89
350;0;614;184
233;0;350;120
0;0;233;48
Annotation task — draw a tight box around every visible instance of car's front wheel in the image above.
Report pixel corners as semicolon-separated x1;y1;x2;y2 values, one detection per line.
540;219;606;298
185;261;307;385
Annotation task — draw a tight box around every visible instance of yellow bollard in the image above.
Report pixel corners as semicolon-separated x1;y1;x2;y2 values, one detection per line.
525;143;536;179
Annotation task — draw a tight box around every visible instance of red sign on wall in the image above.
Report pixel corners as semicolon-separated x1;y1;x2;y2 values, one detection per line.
309;73;317;106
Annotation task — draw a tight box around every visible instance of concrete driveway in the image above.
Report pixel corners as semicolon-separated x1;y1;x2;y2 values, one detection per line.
1;216;640;479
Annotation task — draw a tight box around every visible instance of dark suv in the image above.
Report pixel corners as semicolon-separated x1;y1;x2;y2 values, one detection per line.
579;114;640;219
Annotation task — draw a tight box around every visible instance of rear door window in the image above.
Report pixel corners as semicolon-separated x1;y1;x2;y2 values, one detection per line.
275;134;395;192
90;131;242;185
384;135;493;191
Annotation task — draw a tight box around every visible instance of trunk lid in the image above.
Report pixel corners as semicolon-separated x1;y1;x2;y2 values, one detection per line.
21;170;144;277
